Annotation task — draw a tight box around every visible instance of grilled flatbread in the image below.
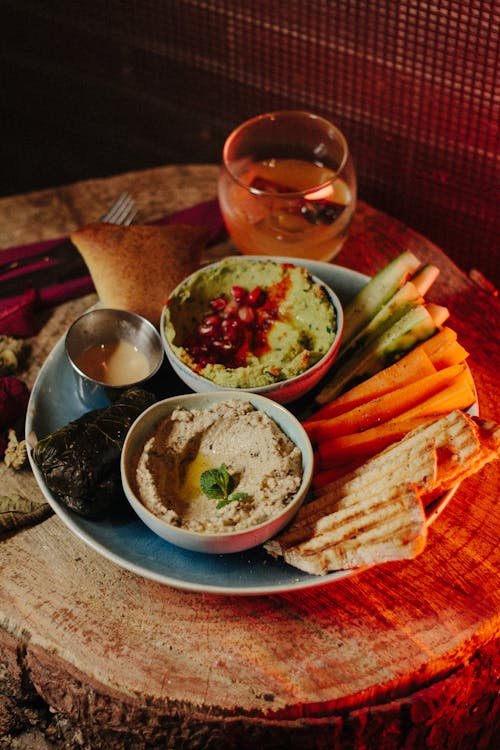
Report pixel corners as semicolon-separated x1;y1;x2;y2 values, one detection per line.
278;417;441;551
427;415;500;501
265;410;500;576
71;222;207;325
266;485;426;575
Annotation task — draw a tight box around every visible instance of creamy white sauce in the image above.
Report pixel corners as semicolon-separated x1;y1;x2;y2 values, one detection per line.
75;340;150;385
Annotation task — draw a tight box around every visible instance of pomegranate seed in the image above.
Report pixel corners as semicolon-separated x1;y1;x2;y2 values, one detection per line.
231;285;247;302
212;339;233;351
247;286;265;306
198;323;218;337
203;314;222;328
238;305;255;323
222;316;243;342
210;296;227;311
222;299;239;318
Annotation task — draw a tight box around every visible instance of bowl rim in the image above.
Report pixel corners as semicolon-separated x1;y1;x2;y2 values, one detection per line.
160;255;344;394
120;389;314;541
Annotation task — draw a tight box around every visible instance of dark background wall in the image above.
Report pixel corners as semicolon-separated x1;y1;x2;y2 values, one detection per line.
2;0;498;285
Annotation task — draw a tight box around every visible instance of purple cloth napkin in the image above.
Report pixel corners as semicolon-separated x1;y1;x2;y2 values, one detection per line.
0;198;226;337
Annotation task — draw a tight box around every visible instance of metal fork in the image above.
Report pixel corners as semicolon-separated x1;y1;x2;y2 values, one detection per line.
100;192;137;225
0;193;138;280
0;193;139;295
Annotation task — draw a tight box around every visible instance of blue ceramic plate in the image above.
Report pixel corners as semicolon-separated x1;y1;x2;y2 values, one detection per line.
26;260;371;595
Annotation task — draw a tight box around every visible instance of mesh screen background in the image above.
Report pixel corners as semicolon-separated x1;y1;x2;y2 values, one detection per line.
3;0;499;284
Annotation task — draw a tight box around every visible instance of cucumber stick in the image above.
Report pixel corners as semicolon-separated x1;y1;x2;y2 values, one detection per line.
338;280;423;361
342;250;422;347
316;305;438;404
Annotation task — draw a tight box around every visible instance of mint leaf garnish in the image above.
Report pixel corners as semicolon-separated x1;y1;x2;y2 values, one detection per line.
216;492;250;510
200;464;234;499
230;492;250;502
200;464;249;510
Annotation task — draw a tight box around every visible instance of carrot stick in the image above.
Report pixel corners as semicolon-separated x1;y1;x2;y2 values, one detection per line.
427;339;469;369
317;417;432;469
390;370;475;421
304;363;467;443
464;364;476;392
304;346;437;423
312;461;365;489
317;371;475;470
420;327;457;358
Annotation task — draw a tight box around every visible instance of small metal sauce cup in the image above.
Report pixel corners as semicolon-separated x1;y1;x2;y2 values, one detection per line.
65;308;164;404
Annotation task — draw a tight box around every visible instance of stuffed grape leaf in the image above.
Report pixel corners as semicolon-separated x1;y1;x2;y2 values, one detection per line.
33;387;155;519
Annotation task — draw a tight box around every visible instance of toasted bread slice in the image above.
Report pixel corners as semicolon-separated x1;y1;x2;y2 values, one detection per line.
272;443;435;552
475;417;500;451
265;485;427;575
424;415;500;502
71;222;207;325
280;420;439;549
266;410;500;575
279;411;478;550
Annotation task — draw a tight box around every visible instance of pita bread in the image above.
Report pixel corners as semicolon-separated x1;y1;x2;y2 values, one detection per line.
71;222;208;325
265;485;427;574
425;415;500;502
265;410;500;575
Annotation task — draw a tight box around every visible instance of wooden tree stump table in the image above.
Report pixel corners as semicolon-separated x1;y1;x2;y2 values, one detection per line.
0;165;499;749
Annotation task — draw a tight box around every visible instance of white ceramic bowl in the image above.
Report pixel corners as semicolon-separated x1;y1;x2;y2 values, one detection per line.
160;257;344;405
120;390;314;554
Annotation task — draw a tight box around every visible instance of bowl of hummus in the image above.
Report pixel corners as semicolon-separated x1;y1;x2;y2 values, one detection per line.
161;257;343;404
121;391;314;553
